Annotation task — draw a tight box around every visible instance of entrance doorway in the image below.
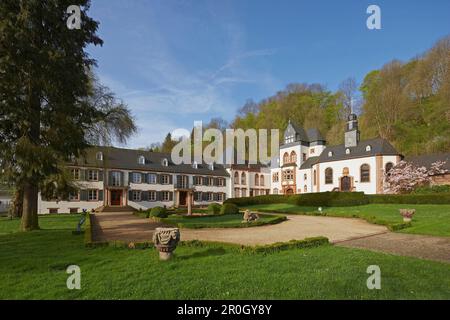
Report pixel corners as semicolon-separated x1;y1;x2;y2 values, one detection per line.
110;190;122;206
285;188;294;195
340;176;352;192
179;191;187;206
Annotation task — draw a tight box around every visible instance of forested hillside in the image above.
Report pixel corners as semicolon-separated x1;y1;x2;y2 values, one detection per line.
156;36;450;156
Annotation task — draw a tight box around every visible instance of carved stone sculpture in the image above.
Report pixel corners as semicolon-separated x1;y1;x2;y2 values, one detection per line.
243;210;259;223
152;227;180;260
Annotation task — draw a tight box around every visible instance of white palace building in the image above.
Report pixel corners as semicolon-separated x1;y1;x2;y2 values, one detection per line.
38;113;450;214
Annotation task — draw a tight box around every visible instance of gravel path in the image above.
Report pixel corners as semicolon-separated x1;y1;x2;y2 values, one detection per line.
180;215;388;245
336;232;450;263
91;212;449;263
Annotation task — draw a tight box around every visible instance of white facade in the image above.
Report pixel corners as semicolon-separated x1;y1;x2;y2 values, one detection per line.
38;160;229;214
270;116;401;195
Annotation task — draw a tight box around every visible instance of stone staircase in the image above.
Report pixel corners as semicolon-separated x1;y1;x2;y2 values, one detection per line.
95;205;136;213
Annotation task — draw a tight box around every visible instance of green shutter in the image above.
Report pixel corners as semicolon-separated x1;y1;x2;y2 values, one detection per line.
98;190;104;201
99;170;104;181
128;190;133;201
80;190;88;201
169;192;173;202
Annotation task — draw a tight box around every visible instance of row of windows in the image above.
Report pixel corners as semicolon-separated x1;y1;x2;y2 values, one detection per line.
234;188;269;197
131;190;172;202
71;169;100;181
273;162;394;186
193;192;225;202
233;172;265;186
193;176;226;186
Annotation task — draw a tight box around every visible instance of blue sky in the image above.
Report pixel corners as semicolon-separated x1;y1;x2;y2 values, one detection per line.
86;0;450;148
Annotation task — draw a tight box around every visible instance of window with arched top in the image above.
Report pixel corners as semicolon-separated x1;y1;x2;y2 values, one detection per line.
260;175;265;186
328;151;333;157
360;164;371;183
96;152;103;161
192;161;198;169
162;158;168;166
366;145;372;152
138;155;145;165
290;151;297;163
241;172;246;185
234;171;239;184
325;168;333;184
345;148;350;154
254;174;259;186
385;162;394;174
283;152;289;165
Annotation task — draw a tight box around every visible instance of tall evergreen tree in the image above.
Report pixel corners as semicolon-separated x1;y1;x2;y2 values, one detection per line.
0;1;136;231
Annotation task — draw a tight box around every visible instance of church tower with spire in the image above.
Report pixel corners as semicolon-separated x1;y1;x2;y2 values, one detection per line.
344;113;360;148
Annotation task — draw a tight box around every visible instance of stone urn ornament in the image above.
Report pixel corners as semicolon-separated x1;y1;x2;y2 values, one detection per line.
152;227;180;260
399;209;416;222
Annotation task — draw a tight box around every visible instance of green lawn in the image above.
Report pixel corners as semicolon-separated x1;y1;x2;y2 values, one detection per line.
243;203;450;237
0;215;449;299
161;213;286;229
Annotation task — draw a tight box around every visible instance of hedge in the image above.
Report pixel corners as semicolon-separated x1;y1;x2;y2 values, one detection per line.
225;192;368;207
225;191;450;206
180;237;329;254
367;193;450;204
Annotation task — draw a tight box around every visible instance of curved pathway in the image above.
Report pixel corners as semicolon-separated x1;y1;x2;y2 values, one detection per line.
91;212;450;263
181;215;388;245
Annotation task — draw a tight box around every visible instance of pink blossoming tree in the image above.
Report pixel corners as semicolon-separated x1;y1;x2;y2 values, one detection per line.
384;160;447;194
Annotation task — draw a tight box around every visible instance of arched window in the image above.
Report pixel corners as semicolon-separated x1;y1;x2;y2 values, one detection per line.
283;152;289;164
385;162;394;174
192;161;198;169
325;168;333;184
260;175;265;186
254;174;259;186
96;152;103;161
290;151;297;163
241;172;246;185
138;155;145;165
360;164;371;183
162;158;168;166
234;171;239;184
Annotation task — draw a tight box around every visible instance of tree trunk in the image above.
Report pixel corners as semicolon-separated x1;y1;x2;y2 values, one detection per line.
20;78;41;231
20;182;39;231
9;189;23;218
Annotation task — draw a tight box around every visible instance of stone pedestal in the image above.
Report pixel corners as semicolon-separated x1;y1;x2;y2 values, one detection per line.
153;227;180;260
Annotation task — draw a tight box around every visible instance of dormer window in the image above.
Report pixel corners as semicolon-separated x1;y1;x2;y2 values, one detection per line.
209;163;214;171
192;161;198;169
96;152;103;161
285;135;295;144
366;145;372;152
328;151;333;157
345;148;350;154
162;158;168;167
138;155;145;165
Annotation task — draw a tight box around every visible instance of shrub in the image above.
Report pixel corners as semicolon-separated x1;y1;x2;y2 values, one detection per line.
220;203;239;215
412;185;450;194
149;206;168;218
207;203;222;215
